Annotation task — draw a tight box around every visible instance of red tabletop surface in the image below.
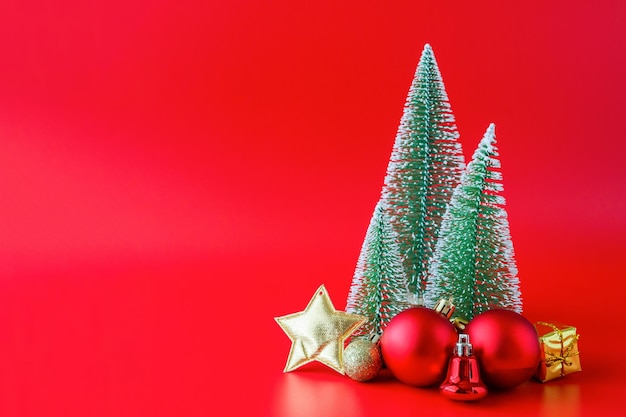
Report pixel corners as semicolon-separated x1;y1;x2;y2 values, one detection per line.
1;1;625;416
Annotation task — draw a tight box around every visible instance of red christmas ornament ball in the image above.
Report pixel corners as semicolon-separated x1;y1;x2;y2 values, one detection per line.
466;309;541;390
381;307;458;387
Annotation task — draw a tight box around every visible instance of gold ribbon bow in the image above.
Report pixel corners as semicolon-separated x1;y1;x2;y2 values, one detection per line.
537;321;580;377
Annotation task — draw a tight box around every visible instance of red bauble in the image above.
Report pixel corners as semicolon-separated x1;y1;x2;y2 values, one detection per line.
465;309;541;390
381;307;458;387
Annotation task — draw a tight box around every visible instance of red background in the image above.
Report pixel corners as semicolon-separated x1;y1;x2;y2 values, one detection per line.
1;1;625;415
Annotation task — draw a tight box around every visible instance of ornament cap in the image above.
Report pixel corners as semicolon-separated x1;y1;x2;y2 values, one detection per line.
455;334;473;356
434;298;456;319
451;317;469;331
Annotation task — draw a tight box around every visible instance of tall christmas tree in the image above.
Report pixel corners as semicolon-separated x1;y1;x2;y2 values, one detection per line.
346;201;409;339
423;124;522;320
381;44;465;300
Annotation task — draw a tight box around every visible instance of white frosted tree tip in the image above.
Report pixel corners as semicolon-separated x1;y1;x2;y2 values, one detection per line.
421;44;433;58
473;123;497;156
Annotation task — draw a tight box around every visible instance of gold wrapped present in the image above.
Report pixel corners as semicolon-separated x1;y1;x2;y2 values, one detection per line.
534;322;581;382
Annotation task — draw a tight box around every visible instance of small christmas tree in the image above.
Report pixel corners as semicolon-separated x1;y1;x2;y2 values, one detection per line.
423;124;522;320
381;44;465;300
346;201;409;339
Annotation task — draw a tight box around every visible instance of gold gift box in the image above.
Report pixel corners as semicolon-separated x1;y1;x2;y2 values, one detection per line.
534;322;582;382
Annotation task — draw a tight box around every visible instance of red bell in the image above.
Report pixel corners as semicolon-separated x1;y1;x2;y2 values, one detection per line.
440;334;488;401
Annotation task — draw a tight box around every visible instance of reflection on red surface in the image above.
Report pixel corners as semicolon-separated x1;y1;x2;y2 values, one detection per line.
274;371;364;417
540;384;581;417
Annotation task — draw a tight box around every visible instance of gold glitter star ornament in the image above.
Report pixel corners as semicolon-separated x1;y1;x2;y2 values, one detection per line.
275;285;366;374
